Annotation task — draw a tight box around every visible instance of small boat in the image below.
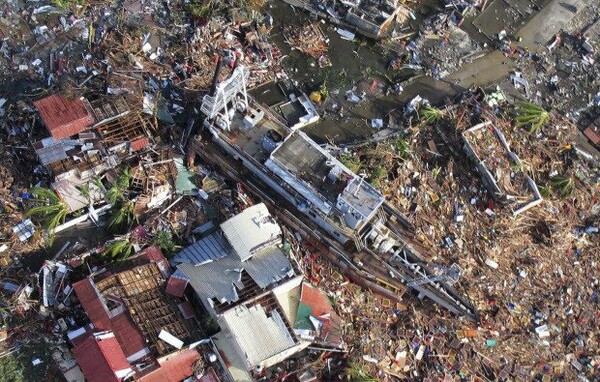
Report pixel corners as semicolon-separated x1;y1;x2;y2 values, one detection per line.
336;28;355;41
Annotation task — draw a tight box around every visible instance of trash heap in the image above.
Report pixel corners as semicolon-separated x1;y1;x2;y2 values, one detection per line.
332;92;600;379
507;3;599;118
284;22;331;68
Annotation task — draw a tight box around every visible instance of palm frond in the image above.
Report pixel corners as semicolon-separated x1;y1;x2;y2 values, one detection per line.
514;102;549;133
107;200;137;232
102;239;133;260
419;106;444;124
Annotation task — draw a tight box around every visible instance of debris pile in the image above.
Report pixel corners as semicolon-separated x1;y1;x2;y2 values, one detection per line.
332;92;600;380
284;22;330;68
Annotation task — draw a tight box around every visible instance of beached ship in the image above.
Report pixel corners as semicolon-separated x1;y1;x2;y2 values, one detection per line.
197;65;385;246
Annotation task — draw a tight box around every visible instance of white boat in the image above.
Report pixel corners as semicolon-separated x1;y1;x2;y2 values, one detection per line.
336;28;355;41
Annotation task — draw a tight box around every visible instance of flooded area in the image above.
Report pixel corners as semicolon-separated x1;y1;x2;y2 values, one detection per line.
266;1;466;144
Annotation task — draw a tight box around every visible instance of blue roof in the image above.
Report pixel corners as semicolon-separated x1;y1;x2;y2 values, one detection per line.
171;232;230;266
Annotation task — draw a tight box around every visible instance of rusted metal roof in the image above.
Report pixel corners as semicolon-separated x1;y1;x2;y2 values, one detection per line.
73;278;147;358
33;95;94;139
72;333;131;382
138;349;201;382
131;136;149;152
165;275;188;298
583;126;600;146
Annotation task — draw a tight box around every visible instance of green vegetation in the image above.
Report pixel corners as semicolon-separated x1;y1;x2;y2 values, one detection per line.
107;199;137;232
102;239;134;260
514;102;550;133
369;166;387;188
104;168;138;232
419;106;444;124
52;0;85;9
0;340;56;382
393;138;411;159
152;231;177;257
550;176;575;198
339;153;361;174
344;362;378;381
25;187;69;244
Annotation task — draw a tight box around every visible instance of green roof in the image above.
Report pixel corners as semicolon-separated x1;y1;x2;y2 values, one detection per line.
294;302;313;331
174;157;198;194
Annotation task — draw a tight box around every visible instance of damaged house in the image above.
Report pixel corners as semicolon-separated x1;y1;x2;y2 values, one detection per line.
31;93;176;218
462;121;543;215
69;246;230;382
171;203;309;379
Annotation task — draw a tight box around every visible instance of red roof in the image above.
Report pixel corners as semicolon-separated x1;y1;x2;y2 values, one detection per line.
33;95;94;139
300;283;334;317
72;333;131;382
138;349;201;382
72;278;111;329
131;137;149;152
583;127;600;146
138;246;172;276
166;275;188;298
73;278;147;358
111;313;147;358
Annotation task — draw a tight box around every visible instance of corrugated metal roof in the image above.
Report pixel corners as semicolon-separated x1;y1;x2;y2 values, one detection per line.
138;349;200;382
130;137;149;152
220;203;282;261
33;95;94;139
177;245;293;306
72;333;130;382
73;278;111;329
34;138;80;165
73;278;147;358
221;303;297;368
171;232;229;266
584;127;600;146
165;275;188;298
173;157;198;194
111;314;147;358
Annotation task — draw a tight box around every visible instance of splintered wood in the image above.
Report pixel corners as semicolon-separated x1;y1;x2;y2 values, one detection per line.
336;104;600;380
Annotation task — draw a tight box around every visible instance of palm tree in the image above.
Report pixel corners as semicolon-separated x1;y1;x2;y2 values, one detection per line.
102;239;134;260
107;199;137;232
514;102;549;133
105;169;132;205
25;187;69;244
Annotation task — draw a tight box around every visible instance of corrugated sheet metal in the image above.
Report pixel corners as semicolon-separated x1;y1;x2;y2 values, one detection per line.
138;349;200;382
171;232;229;266
242;246;294;289
220;203;281;261
73;278;111;329
165;275;188;298
583;127;600;146
176;246;293;305
34;95;94;139
72;334;129;382
72;278;147;358
221;303;297;367
111;314;147;358
130;137;149;152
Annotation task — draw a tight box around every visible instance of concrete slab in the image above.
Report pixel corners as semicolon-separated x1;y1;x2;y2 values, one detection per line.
518;0;594;52
473;0;527;39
